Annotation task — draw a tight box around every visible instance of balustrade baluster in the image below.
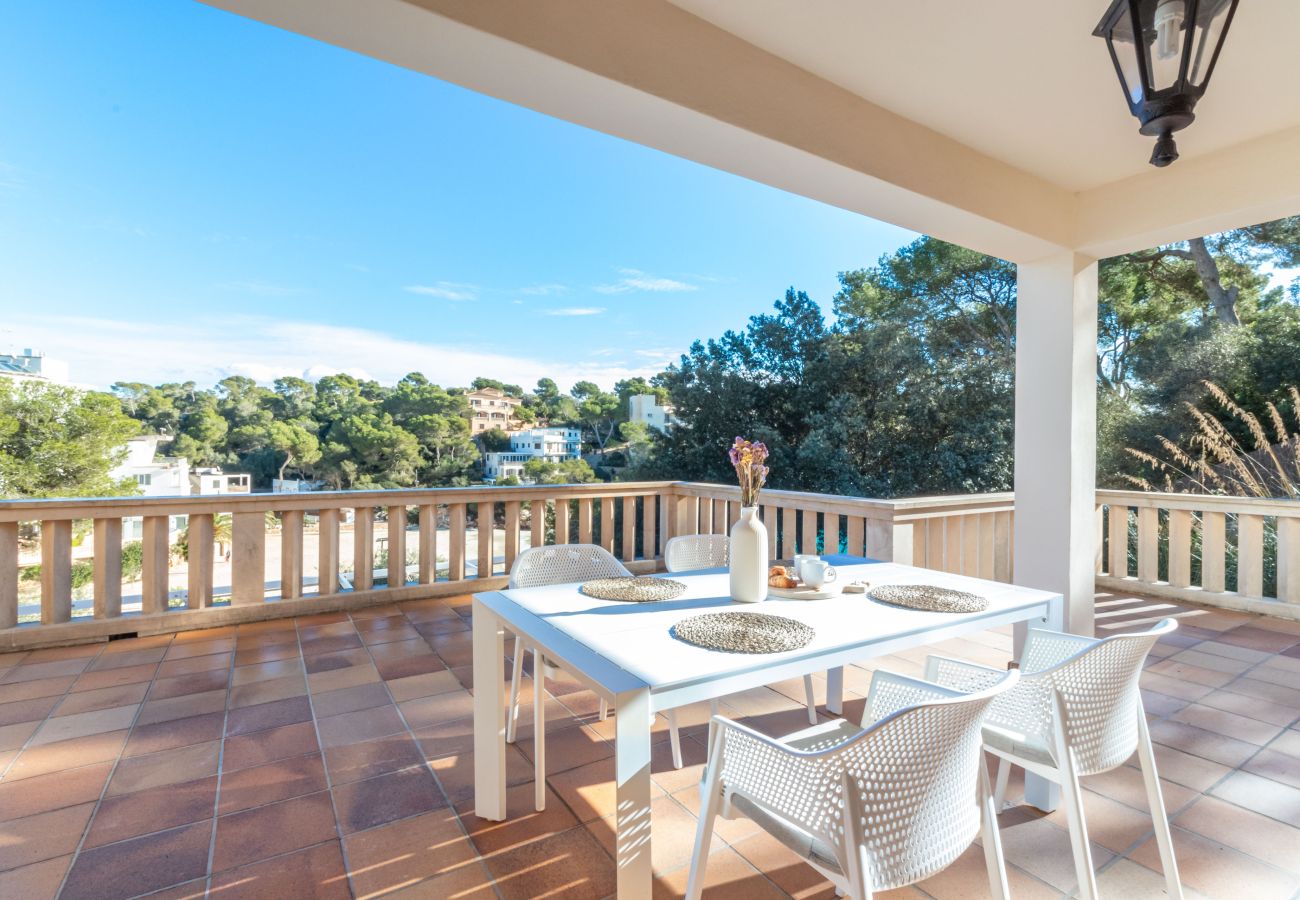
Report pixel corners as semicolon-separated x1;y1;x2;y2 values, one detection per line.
142;515;170;614
555;499;571;546
318;508;340;595
845;516;864;558
961;516;979;576
448;504;466;580
231;511;266;606
824;513;841;556
504;501;521;569
41;519;72;624
1168;508;1192;589
945;517;963;574
387;506;407;589
94;517;123;619
994;512;1012;582
352;507;374;591
1201;511;1226;593
530;499;547;550
1238;513;1264;597
418;505;437;584
978;512;995;580
621;497;636;562
600;497;616;553
797;509;814;556
187;513;214;607
1107;505;1130;578
281;510;304;599
926;518;945;569
0;521;16;629
641;496;657;560
1136;507;1159;584
578;499;593;545
682;496;699;537
478;502;494;578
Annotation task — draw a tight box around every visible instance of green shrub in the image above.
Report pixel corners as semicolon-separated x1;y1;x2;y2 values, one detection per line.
19;560;96;588
121;541;144;582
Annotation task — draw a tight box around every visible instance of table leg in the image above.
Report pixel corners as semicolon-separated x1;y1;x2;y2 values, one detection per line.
615;686;654;899
1020;597;1064;812
826;666;844;716
473;600;507;821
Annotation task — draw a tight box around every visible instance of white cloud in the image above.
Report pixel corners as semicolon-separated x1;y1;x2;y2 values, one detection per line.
403;282;478;301
7;313;665;392
544;307;606;317
520;283;567;296
594;268;698;295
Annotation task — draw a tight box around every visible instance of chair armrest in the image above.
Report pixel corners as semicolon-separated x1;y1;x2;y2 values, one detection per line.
707;714;850;835
923;655;1005;692
864;670;967;726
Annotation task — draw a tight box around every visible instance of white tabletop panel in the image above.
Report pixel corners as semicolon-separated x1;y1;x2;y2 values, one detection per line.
491;560;1057;693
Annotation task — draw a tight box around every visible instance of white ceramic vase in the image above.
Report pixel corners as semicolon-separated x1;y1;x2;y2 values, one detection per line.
729;506;769;603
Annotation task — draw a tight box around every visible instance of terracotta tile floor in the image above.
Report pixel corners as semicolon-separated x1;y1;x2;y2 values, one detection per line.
0;589;1298;899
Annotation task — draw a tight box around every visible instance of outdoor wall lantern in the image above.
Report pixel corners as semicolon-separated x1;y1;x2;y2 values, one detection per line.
1093;0;1239;167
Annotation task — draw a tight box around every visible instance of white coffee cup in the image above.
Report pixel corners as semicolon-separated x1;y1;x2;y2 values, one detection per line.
800;559;837;589
793;554;818;579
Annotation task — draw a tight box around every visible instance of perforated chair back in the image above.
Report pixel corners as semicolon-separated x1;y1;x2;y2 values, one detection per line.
930;619;1176;776
716;670;1018;892
1026;619;1174;775
508;544;632;589
664;534;729;572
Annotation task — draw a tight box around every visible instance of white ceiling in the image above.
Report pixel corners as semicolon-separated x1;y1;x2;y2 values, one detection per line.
668;0;1300;192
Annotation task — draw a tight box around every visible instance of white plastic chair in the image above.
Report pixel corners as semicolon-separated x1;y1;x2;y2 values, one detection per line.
687;667;1021;899
664;533;730;572
506;544;694;811
924;618;1182;900
664;534;818;726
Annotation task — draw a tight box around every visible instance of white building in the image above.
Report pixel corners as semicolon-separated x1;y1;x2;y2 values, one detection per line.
510;427;581;460
0;349;70;385
482;453;531;482
482;427;582;482
628;394;675;432
110;436;190;497
194;468;251;495
111;436;249;496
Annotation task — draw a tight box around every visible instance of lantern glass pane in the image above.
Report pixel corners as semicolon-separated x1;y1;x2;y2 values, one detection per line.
1190;0;1232;85
1109;33;1145;103
1143;0;1186;91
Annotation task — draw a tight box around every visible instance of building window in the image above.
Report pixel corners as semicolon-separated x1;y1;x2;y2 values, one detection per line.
136;474;152;486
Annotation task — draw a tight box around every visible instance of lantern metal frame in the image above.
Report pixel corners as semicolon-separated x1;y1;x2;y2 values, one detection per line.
1093;0;1240;167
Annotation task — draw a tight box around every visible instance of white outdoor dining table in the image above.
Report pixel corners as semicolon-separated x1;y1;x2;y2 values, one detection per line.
472;555;1063;898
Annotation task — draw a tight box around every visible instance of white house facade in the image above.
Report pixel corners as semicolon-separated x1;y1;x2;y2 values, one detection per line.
628;394;675;432
482;427;582;482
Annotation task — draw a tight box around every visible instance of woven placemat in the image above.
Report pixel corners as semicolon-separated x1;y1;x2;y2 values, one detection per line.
580;576;687;602
868;584;988;613
672;611;814;654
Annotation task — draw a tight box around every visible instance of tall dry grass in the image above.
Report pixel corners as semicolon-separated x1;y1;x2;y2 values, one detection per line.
1124;381;1300;499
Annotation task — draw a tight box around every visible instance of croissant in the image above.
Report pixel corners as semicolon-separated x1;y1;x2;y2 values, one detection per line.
768;565;788;578
768;573;798;589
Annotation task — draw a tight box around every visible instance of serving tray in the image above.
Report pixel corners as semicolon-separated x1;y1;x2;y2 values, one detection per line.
766;583;843;601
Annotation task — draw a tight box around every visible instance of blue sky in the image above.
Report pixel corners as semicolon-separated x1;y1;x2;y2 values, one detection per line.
0;1;915;391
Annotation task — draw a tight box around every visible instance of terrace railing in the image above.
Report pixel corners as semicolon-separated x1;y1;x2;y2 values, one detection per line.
11;481;1298;649
0;482;1015;650
1096;489;1300;619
